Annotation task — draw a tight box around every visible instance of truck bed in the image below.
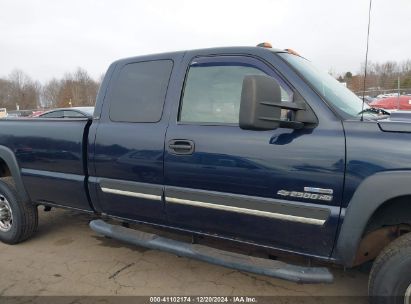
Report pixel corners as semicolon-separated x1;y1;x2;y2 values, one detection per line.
0;118;92;211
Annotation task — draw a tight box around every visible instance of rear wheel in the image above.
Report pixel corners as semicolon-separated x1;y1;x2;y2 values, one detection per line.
405;284;411;304
0;178;38;244
0;193;13;232
369;232;411;304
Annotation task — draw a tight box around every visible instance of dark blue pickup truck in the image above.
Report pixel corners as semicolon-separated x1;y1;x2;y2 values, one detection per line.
0;45;410;302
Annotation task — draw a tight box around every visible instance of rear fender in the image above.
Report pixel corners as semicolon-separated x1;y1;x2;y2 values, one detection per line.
0;146;30;202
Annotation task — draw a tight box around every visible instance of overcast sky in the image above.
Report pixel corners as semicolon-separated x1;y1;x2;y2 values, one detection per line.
1;0;410;83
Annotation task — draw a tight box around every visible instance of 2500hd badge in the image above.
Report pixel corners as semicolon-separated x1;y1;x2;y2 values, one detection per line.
277;187;333;201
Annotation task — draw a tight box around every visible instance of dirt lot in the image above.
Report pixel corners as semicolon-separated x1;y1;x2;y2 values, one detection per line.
0;208;369;301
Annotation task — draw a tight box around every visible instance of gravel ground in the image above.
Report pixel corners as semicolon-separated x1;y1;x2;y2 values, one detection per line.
0;208;370;303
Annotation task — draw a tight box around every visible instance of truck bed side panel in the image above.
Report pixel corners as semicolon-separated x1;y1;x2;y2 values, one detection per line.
0;119;92;211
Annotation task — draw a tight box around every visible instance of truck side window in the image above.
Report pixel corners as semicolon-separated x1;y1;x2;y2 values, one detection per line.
179;64;291;124
109;60;173;123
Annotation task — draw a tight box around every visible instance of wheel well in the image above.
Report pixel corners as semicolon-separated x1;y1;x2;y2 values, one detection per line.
0;158;11;177
353;195;411;266
365;195;411;233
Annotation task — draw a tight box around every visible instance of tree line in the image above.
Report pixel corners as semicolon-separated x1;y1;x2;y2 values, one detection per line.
2;58;411;111
338;59;411;95
0;68;102;111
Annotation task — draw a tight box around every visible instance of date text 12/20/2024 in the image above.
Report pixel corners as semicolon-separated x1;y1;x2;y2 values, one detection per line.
150;296;257;303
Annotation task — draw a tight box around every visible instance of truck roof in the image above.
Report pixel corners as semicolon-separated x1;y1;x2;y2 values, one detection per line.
113;46;288;65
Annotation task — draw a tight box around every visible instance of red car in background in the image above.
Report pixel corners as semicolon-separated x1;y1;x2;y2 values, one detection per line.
370;95;411;110
29;111;45;117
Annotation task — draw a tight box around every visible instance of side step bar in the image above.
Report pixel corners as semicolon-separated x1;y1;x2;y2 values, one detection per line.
89;219;333;284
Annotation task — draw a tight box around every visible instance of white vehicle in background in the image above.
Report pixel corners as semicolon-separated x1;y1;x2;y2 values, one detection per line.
376;93;399;99
0;108;7;119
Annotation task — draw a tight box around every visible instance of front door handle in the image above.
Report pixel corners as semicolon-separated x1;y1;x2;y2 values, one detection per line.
168;139;195;155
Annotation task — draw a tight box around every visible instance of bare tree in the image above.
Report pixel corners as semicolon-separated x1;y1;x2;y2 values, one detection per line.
7;70;40;110
42;78;61;108
2;67;103;110
400;60;411;76
53;68;99;107
0;78;13;109
349;59;411;95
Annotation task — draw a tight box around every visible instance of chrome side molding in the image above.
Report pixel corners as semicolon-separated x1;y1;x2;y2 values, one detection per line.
166;196;326;226
101;187;162;201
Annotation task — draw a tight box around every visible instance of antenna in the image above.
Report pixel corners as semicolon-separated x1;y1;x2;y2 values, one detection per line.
361;0;372;121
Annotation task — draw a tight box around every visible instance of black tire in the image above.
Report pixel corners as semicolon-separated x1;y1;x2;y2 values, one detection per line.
369;232;411;304
0;178;38;244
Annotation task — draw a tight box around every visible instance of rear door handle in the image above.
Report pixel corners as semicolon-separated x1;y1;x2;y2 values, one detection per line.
168;139;195;155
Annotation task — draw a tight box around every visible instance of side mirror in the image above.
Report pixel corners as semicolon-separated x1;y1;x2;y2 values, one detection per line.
239;75;316;131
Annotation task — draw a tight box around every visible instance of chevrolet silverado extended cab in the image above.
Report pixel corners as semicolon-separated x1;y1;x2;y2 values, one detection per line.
0;45;410;303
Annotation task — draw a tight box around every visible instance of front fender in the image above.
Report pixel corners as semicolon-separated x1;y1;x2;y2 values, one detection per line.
336;170;411;266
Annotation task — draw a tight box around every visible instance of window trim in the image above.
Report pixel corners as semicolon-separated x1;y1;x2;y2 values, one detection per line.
177;55;294;126
108;59;174;124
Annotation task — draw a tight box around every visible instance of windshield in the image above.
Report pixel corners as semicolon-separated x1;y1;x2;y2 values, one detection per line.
278;53;368;117
81;107;95;115
72;107;94;116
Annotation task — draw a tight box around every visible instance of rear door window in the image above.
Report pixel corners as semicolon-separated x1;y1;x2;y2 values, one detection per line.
108;60;173;123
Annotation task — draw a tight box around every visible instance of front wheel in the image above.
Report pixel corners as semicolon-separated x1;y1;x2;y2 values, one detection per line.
0;178;38;244
369;232;411;304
